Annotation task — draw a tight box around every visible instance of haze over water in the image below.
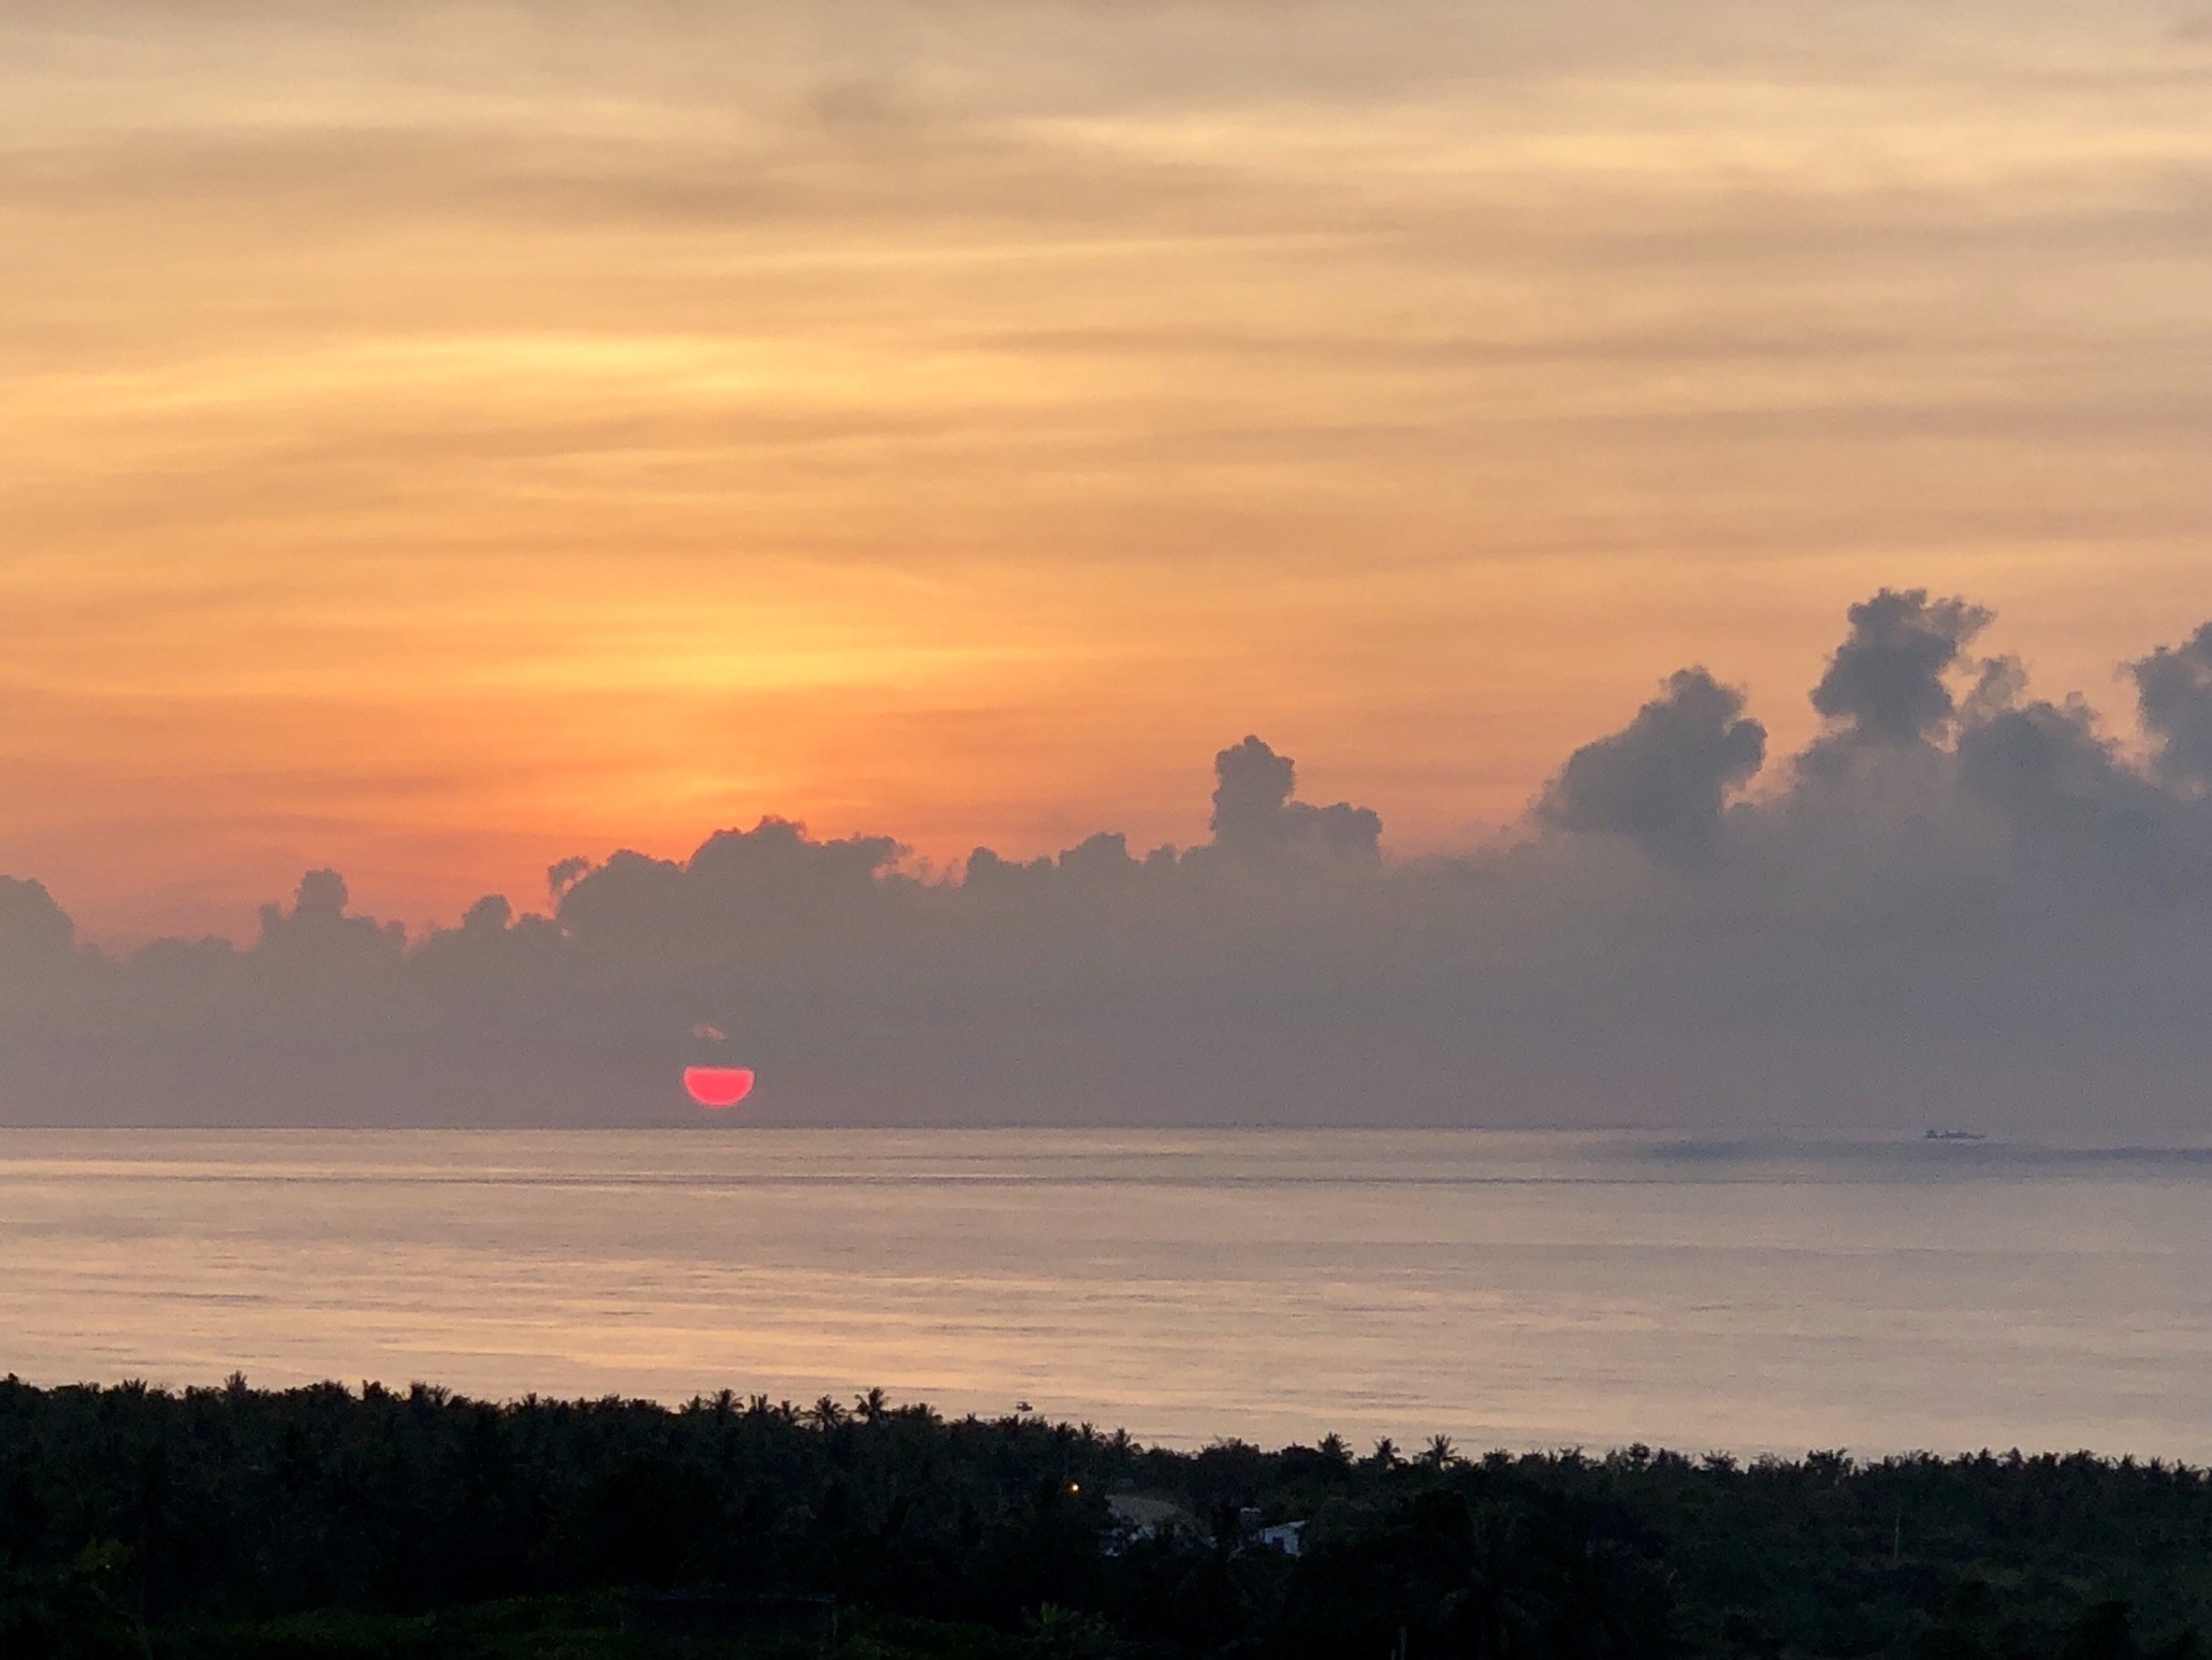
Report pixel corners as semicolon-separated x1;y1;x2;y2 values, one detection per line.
5;1128;2209;1459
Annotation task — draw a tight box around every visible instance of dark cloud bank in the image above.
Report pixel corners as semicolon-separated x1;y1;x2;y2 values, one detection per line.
10;589;2212;1135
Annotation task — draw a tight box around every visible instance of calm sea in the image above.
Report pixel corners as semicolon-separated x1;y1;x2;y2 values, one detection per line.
4;1129;2209;1458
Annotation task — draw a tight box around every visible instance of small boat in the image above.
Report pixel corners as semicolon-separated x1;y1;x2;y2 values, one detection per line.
1924;1128;1986;1143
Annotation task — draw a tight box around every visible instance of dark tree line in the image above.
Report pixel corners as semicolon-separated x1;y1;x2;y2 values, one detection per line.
3;1376;2209;1658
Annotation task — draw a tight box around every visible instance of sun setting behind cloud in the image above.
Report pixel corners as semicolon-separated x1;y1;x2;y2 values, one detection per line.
4;588;2212;1137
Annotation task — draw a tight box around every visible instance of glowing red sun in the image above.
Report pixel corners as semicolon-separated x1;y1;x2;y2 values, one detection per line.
683;1067;756;1108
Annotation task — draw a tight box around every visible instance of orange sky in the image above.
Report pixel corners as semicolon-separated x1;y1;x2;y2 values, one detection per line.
7;0;2212;942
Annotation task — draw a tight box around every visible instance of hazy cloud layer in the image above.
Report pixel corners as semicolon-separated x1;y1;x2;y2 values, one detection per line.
7;590;2212;1137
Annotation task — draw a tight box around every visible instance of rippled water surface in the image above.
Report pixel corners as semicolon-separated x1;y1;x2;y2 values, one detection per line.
5;1129;2210;1455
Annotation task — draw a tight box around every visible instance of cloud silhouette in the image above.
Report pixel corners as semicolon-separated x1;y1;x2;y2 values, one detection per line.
7;590;2212;1137
1206;735;1383;866
2132;622;2212;794
1540;669;1766;866
0;876;73;966
1806;588;1994;762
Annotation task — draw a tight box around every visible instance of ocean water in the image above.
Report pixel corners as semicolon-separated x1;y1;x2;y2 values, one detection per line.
4;1128;2210;1458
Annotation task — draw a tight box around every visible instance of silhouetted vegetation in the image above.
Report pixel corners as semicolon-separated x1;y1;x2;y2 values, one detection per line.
5;1376;2210;1658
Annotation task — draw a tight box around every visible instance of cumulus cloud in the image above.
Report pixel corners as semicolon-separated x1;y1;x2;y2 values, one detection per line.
0;876;72;965
2132;621;2212;794
1206;735;1382;865
1539;669;1765;866
7;590;2212;1137
1955;696;2170;890
1805;588;1994;760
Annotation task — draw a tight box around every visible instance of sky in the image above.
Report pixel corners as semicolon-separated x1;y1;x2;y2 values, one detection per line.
7;0;2212;946
8;3;2212;1134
